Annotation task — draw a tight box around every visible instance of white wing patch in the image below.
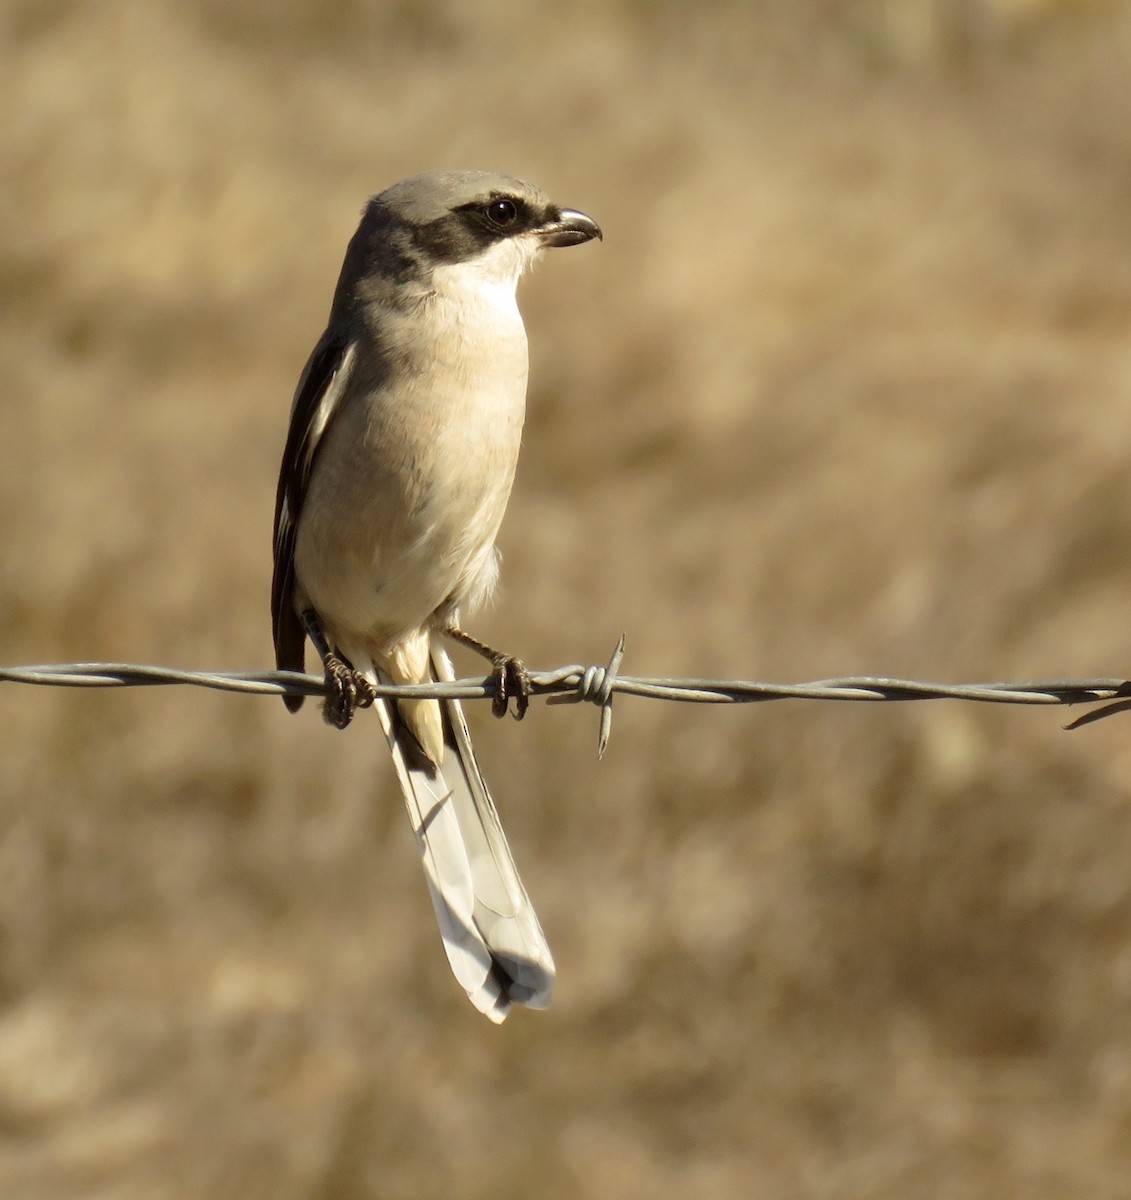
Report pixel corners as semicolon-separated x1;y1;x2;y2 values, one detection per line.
302;341;357;480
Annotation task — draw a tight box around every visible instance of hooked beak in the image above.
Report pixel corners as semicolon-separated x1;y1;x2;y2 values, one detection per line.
536;207;603;249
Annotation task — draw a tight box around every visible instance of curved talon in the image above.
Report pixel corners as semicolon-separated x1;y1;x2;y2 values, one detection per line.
490;660;507;719
353;675;377;709
508;658;531;720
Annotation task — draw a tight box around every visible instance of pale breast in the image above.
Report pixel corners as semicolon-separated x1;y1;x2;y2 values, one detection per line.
294;269;529;645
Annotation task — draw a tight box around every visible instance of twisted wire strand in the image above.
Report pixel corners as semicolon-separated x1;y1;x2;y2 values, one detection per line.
3;637;1129;751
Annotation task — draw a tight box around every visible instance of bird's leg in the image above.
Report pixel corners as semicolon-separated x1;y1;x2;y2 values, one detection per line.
301;609;376;729
443;625;531;720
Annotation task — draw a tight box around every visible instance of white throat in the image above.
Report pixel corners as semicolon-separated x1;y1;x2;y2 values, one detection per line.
429;236;539;313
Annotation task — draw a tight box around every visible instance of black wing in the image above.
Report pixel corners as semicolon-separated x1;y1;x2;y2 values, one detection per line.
271;330;355;709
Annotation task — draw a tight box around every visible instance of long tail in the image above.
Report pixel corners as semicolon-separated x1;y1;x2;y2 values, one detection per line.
373;646;555;1022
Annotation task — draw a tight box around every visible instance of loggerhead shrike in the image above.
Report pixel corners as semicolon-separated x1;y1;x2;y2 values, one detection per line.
271;171;601;1021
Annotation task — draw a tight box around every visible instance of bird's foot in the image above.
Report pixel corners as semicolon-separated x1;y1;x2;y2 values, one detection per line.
444;624;531;720
489;653;531;721
322;656;376;729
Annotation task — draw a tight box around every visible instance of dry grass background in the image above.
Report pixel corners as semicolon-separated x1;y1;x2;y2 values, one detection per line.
3;0;1131;1195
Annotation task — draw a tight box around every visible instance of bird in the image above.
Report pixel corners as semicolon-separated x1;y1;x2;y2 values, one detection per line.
271;171;601;1021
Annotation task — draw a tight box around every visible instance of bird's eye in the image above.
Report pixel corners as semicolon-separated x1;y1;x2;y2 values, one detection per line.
484;198;520;228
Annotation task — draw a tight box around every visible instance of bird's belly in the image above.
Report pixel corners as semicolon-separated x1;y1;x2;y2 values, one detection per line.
294;368;524;648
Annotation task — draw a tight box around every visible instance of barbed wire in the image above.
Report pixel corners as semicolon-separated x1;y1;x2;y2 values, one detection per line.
3;636;1129;754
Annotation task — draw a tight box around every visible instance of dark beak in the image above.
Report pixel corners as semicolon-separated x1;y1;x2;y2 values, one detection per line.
537;207;603;248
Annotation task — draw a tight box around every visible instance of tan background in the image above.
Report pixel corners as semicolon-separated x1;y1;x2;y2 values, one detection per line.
3;1;1131;1195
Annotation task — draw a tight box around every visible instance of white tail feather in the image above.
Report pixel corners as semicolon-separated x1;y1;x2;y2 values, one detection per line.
374;646;554;1021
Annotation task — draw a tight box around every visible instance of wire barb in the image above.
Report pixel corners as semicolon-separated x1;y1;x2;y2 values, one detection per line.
542;634;625;755
1063;697;1131;730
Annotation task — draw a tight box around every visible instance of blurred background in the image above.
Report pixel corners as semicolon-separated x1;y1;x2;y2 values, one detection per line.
3;0;1131;1195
